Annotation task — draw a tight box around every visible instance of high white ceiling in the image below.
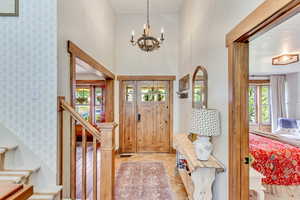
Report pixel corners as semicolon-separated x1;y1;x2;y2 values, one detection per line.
110;0;183;14
250;13;300;75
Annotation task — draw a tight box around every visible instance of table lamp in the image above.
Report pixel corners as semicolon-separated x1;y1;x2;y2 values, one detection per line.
190;108;221;161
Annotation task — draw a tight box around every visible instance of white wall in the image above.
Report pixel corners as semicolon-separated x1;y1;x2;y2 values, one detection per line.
114;13;180;147
179;0;264;199
286;73;300;119
0;0;57;185
58;0;116;98
115;13;179;75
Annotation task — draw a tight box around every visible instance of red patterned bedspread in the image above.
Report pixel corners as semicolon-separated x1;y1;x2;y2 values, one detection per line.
250;133;300;185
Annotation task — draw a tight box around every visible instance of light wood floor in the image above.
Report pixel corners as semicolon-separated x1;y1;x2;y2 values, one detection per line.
76;146;188;200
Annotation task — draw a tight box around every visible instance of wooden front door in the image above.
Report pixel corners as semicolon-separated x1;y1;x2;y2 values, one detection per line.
120;80;171;153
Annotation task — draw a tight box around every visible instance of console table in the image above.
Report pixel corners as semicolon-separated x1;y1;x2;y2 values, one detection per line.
174;134;225;200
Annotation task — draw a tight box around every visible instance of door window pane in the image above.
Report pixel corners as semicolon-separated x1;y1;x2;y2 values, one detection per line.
154;87;167;102
126;86;135;102
141;87;154;102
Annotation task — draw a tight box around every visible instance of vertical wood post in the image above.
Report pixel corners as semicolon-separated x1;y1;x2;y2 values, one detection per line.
228;42;249;200
99;122;117;200
57;96;65;186
105;79;115;122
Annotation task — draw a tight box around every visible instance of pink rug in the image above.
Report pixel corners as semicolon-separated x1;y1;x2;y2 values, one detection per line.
115;162;173;200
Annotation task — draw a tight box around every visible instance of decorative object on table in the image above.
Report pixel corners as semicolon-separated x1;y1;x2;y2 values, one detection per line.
130;0;165;52
190;108;221;161
0;0;19;16
177;74;190;99
192;66;208;109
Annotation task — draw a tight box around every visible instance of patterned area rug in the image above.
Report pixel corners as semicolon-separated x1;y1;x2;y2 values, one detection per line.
115;162;173;200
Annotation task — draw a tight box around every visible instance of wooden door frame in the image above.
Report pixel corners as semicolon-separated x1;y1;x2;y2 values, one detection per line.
68;41;115;122
226;1;300;199
118;75;176;154
60;41;116;193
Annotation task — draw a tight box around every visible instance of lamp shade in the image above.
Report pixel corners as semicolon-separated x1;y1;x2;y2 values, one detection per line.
190;109;221;136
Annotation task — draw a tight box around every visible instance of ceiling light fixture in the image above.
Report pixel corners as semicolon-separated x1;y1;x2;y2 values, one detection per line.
130;0;165;52
272;53;299;65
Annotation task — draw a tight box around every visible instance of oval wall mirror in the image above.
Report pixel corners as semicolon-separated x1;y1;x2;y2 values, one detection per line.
192;66;208;109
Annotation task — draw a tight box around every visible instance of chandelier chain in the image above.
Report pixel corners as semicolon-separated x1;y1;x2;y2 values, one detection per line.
147;0;150;26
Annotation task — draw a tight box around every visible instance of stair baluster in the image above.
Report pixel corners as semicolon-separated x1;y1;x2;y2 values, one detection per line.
59;97;117;200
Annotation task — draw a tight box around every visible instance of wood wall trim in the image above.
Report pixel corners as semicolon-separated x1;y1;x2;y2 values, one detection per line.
105;79;114;122
68;41;115;80
169;81;175;153
6;185;33;200
117;75;176;81
76;80;106;85
226;0;300;46
228;43;250;200
248;80;270;84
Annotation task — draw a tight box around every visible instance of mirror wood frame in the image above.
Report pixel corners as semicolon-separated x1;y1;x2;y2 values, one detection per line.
226;0;300;200
192;66;208;109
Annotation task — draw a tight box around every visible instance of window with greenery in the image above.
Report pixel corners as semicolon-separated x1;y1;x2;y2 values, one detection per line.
76;87;91;121
248;83;271;125
140;86;167;102
76;84;105;124
249;86;257;124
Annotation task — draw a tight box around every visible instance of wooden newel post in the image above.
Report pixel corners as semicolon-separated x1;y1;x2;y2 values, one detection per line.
99;122;117;200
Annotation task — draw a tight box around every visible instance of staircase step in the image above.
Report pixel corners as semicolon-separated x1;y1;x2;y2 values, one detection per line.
29;194;56;200
0;175;23;183
0;145;18;154
30;186;63;200
0;171;30;176
5;166;41;174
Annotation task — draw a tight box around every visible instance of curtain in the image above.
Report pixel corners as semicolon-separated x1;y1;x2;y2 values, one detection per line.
270;75;287;132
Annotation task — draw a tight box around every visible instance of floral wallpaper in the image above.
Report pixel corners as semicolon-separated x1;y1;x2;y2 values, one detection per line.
0;0;57;174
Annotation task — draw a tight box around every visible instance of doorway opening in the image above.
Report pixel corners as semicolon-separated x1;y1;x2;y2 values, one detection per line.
226;1;300;200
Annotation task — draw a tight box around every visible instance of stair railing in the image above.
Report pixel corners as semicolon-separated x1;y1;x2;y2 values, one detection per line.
58;96;117;200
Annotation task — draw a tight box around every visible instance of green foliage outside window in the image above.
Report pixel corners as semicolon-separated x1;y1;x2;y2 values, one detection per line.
249;86;257;124
248;84;271;125
261;86;271;124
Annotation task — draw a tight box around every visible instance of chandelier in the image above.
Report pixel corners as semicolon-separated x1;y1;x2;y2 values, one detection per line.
130;0;165;52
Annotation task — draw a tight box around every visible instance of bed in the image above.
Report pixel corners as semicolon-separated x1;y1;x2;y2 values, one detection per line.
250;133;300;185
